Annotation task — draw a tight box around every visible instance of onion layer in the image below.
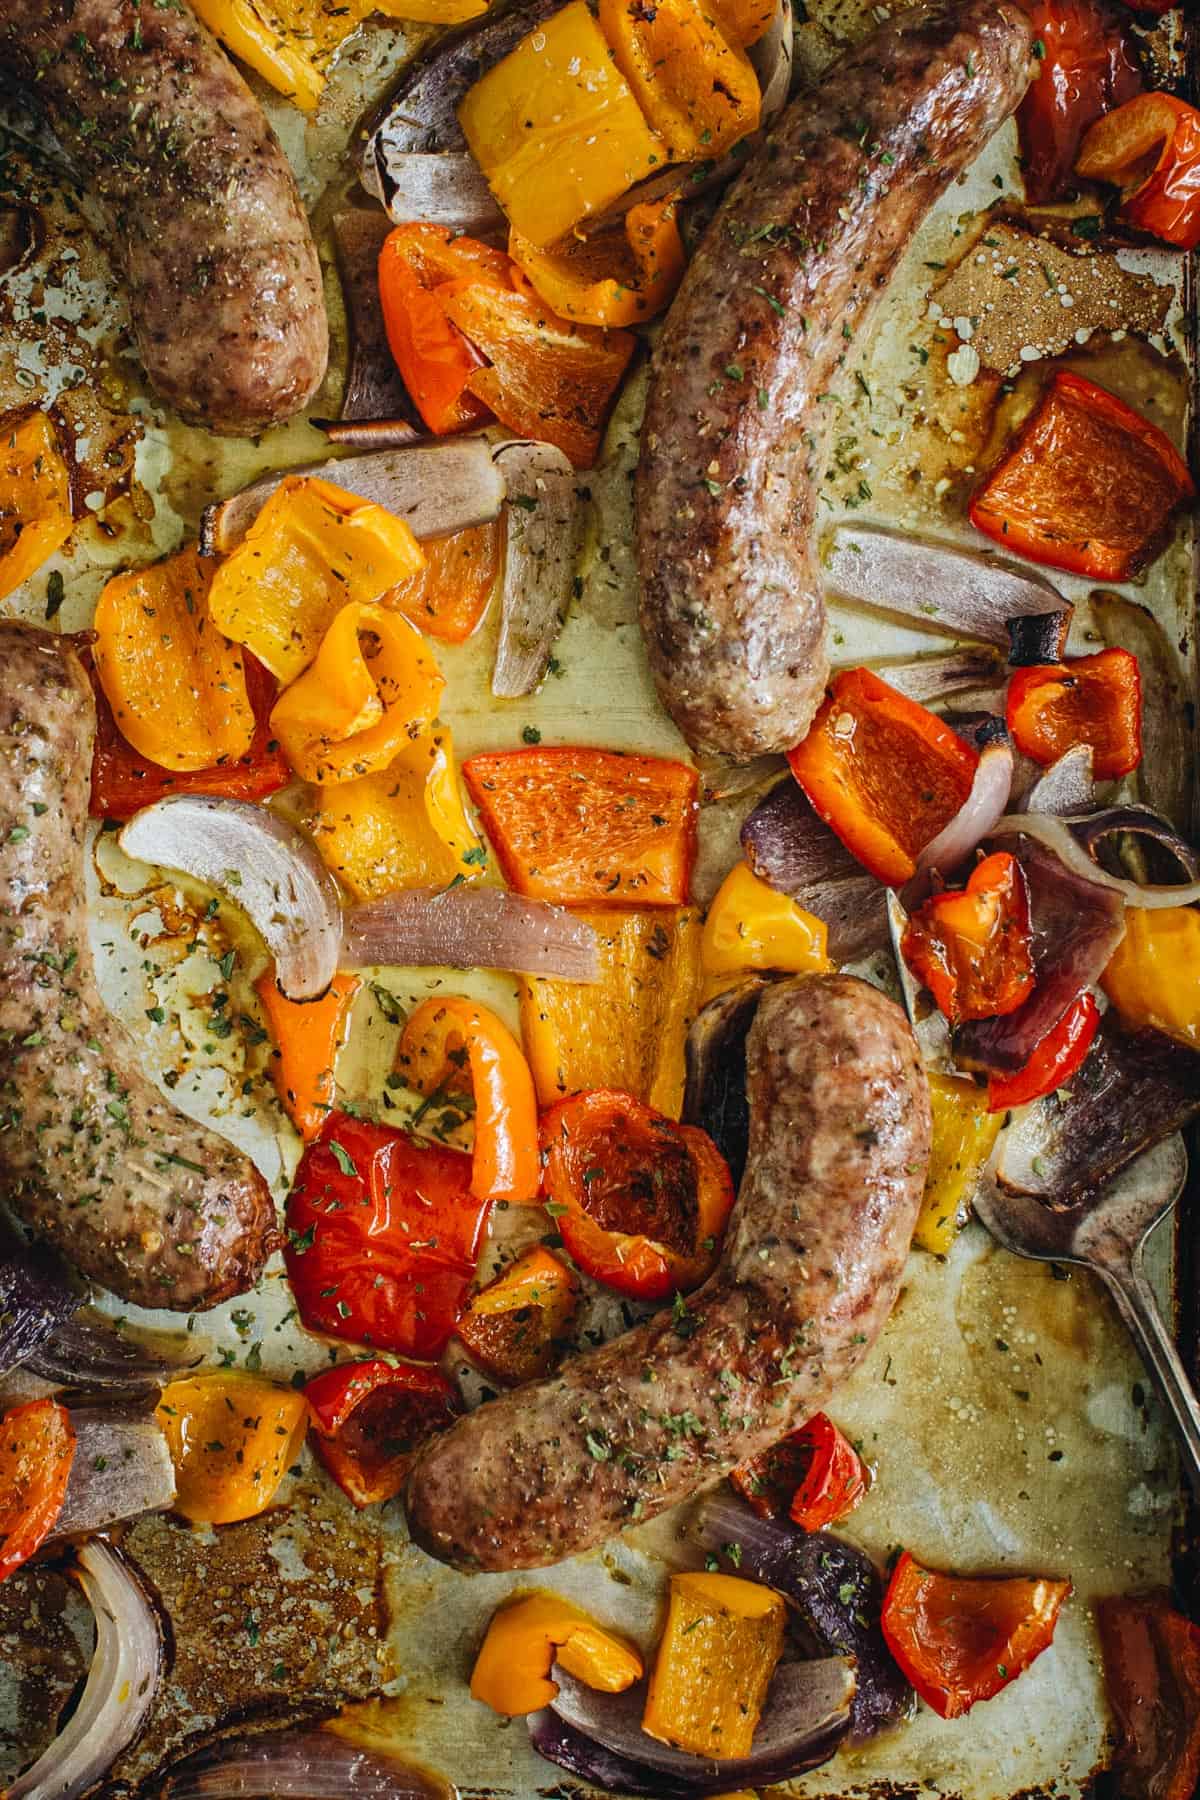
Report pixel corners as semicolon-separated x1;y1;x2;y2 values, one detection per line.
10;1538;162;1800
739;781;888;962
823;525;1068;645
989;812;1200;910
1023;746;1094;816
52;1404;176;1537
27;1309;205;1392
902;733;1014;906
163;1731;445;1799
341;885;599;981
867;646;1003;706
490;440;584;699
0;1229;79;1378
119;798;343;1001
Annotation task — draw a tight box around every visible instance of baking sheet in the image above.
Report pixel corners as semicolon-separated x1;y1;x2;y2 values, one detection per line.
0;2;1197;1795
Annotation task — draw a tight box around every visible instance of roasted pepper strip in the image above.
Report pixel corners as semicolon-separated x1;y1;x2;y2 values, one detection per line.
1077;93;1200;251
384;518;503;644
916;1072;1001;1256
519;905;702;1116
471;1590;644;1717
731;1413;867;1531
396;997;541;1204
643;1573;786;1759
269;600;445;784
509;194;686;329
458;0;666;249
1006;648;1142;781
1098;1593;1200;1800
902;852;1036;1026
255;968;361;1142
208;475;426;686
1016;0;1142;204
378;225;508;435
93;546;255;774
599;0;760;161
155;1373;308;1526
787;668;979;888
284;1110;490;1357
987;990;1100;1113
0;410;73;604
881;1551;1070;1719
701;860;831;986
970;372;1195;583
463;746;698;906
455;1245;580;1385
541;1088;734;1300
88;649;290;822
1102;908;1200;1048
305;1358;461;1508
0;1398;74;1583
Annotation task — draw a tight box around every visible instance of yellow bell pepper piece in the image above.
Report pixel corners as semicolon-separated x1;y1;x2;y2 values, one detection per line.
471;1590;643;1717
598;0;761;162
917;1071;1001;1256
93;546;256;774
702;861;831;982
509;193;686;329
710;0;775;46
458;0;667;250
0;411;73;604
155;1371;308;1525
309;727;483;902
643;1573;786;1759
208;476;425;688
519;906;701;1116
1102;907;1200;1048
270;601;444;785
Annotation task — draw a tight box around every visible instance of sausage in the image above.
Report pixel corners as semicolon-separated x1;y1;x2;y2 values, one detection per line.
0;624;279;1310
636;0;1035;760
0;1;328;436
405;973;930;1571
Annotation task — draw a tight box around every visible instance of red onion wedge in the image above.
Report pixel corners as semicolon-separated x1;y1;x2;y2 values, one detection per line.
119;798;342;1001
989;812;1200;910
537;1656;854;1796
373;152;503;235
0;1229;79;1378
332;211;415;425
739;781;888;962
162;1730;446;1799
27;1309;205;1393
199;437;505;557
902;726;1014;907
9;1538;163;1800
490;440;585;699
1024;746;1094;816
682;978;764;1190
865;646;1004;706
823;525;1069;647
342;885;599;982
51;1403;176;1537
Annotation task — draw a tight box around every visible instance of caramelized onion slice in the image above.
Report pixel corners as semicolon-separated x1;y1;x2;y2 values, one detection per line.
163;1730;444;1799
28;1309;204;1392
52;1403;176;1536
342;885;599;982
823;525;1068;646
491;439;585;698
989;812;1200;909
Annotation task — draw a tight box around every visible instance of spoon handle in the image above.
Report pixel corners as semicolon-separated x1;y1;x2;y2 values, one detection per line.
1099;1255;1200;1497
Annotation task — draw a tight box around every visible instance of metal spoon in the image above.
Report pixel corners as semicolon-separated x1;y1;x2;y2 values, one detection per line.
974;1133;1200;1494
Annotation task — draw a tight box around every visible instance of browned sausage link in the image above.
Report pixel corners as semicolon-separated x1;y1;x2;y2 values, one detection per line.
0;0;328;435
405;974;930;1571
0;625;279;1311
636;0;1035;760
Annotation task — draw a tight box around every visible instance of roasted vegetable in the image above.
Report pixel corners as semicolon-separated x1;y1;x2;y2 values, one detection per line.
901;852;1035;1026
642;1572;786;1759
1098;1592;1200;1800
155;1372;307;1526
471;1590;644;1716
455;1246;580;1385
598;0;760;161
1102;908;1200;1049
1016;0;1141;204
305;1358;461;1508
731;1414;867;1533
701;860;831;987
1006;649;1142;781
0;1397;74;1582
1077;93;1200;251
0;410;73;603
916;1073;1001;1255
385;518;503;644
255;969;361;1142
510;194;685;328
987;990;1100;1113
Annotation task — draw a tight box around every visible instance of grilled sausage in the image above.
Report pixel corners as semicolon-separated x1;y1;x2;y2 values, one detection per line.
0;0;328;435
0;625;279;1310
405;974;929;1570
636;0;1035;759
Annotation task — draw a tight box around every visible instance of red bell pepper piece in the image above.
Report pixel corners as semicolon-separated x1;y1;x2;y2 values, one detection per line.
377;224;509;435
987;990;1100;1113
786;668;979;888
1006;648;1143;781
902;852;1037;1026
1077;92;1200;252
462;746;699;907
455;1245;580;1386
88;649;290;822
284;1111;491;1358
305;1358;461;1508
0;1397;75;1583
1097;1592;1200;1800
730;1414;868;1532
540;1088;735;1302
881;1550;1071;1719
970;372;1195;584
1017;0;1142;204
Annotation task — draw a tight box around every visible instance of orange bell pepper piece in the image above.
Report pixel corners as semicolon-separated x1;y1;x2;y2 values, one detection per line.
0;410;73;604
0;1397;75;1583
396;996;540;1204
455;1244;580;1384
1006;647;1142;781
471;1589;644;1716
970;371;1195;583
463;746;698;906
901;851;1037;1027
384;517;503;644
1098;1593;1200;1800
378;224;511;435
269;600;445;784
643;1573;786;1759
787;668;979;888
1077;92;1200;252
156;1373;308;1526
256;967;361;1141
710;0;775;46
93;546;256;774
509;193;686;329
599;0;760;162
